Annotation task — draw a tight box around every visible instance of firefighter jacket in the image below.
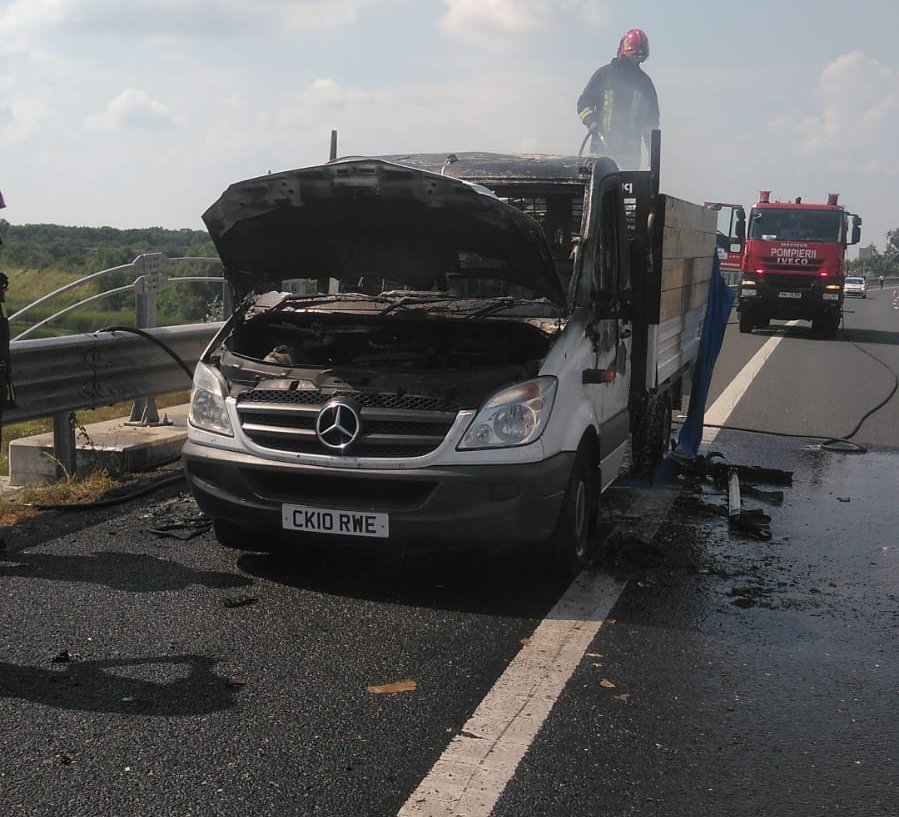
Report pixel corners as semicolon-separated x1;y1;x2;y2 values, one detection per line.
577;57;659;168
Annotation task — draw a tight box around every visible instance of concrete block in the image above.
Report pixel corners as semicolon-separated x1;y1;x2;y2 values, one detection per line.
8;404;190;487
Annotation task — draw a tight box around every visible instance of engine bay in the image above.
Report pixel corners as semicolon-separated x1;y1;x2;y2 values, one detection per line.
212;308;560;410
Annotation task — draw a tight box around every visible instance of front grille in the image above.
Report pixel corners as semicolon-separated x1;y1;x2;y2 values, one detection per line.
235;389;460;457
761;259;826;274
759;273;822;292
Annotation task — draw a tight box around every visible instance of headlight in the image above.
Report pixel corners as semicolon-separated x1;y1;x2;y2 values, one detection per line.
458;377;557;450
189;361;234;436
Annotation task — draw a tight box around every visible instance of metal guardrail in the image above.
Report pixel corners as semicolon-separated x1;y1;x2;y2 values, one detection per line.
4;323;221;477
8;251;227;428
7;323;220;425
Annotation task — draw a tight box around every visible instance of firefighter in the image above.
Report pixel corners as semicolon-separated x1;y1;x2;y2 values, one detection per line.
577;28;659;169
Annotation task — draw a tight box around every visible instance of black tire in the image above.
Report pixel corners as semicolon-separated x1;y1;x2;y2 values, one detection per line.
739;313;754;334
632;392;672;482
813;312;840;338
550;444;598;577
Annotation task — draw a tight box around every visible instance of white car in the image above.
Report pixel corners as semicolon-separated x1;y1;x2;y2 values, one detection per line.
844;276;867;298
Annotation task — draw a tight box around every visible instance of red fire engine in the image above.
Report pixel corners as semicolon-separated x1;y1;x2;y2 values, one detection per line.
737;191;862;338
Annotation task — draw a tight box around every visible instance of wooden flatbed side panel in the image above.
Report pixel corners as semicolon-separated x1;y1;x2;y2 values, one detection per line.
661;196;718;235
659;271;713;324
659;256;714;292
655;305;705;388
658;198;716;327
643;197;716;389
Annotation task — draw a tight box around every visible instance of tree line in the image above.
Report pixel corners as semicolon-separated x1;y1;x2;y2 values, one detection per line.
852;227;899;277
0;220;223;333
0;220;216;273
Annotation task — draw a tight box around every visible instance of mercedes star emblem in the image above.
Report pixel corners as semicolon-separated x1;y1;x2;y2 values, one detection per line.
315;400;361;450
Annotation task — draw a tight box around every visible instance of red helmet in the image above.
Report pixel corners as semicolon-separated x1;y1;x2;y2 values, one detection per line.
618;28;649;62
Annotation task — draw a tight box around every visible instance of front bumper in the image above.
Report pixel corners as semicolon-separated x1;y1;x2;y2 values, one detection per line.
182;441;574;551
739;288;841;320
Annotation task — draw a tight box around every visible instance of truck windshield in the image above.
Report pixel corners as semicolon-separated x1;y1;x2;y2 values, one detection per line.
748;208;843;242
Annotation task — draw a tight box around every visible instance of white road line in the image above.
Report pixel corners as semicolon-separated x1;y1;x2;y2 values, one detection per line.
702;329;789;443
400;326;787;817
397;570;626;817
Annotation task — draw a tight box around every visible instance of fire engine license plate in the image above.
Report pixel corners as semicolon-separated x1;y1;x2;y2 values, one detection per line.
282;504;389;538
778;291;802;299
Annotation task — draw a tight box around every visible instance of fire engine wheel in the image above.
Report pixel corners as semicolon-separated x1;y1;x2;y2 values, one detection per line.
550;444;598;577
812;312;841;338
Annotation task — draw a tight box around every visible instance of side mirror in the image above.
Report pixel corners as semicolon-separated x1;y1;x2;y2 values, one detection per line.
850;215;862;246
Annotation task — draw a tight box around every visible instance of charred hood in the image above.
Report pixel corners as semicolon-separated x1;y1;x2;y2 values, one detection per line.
202;158;565;305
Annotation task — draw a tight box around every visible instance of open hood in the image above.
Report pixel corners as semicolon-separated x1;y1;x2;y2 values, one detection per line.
202;158;565;306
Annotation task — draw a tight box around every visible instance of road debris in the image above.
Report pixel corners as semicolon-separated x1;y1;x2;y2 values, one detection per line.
149;513;212;540
669;452;788;541
367;679;417;695
222;595;258;609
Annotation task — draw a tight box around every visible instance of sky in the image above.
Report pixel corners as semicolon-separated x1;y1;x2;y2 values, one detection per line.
1;0;898;254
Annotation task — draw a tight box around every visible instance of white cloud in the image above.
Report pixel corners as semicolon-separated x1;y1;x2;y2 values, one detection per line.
85;88;180;131
782;51;899;172
439;0;608;49
302;78;374;107
0;0;393;46
0;97;51;141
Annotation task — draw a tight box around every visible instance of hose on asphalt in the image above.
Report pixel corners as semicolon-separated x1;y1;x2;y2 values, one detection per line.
696;315;897;454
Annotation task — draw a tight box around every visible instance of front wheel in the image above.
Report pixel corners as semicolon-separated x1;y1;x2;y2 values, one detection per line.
550;445;598;577
812;312;841;338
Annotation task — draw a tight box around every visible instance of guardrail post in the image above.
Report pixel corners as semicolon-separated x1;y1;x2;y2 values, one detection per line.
52;411;77;479
128;253;170;426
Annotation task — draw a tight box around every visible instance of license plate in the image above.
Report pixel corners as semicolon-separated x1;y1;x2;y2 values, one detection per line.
778;291;802;299
282;504;389;538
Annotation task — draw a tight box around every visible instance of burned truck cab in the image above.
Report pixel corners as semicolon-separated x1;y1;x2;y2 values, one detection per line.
182;143;715;573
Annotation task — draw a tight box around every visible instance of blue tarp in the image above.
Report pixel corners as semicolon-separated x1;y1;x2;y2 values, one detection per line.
673;254;735;459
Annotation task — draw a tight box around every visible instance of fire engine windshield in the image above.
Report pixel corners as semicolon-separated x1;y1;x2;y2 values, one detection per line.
749;208;843;243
